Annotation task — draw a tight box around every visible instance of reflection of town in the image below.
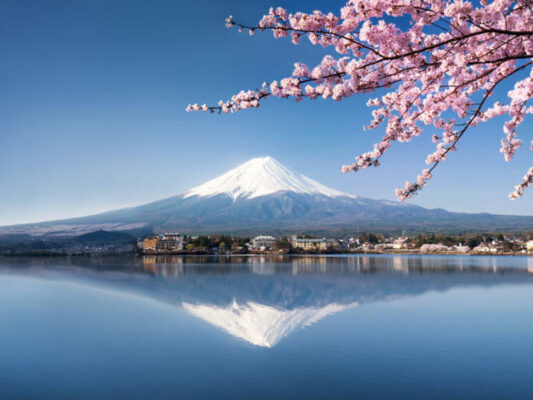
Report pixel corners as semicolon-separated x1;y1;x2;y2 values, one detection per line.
2;255;533;347
136;254;533;277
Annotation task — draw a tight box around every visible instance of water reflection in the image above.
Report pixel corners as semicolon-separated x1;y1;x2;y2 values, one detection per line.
1;255;532;347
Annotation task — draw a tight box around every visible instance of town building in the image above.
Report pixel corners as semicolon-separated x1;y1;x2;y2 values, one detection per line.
291;236;328;250
527;240;533;252
138;233;185;253
156;238;183;251
348;237;360;248
142;237;159;252
326;239;340;249
252;235;276;250
454;244;470;253
472;241;503;253
361;242;374;251
156;233;185;252
162;233;182;240
392;237;409;249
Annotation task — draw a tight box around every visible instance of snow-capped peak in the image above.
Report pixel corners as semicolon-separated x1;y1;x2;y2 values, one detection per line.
184;156;356;200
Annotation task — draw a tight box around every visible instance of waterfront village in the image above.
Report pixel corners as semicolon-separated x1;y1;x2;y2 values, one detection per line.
137;232;533;256
3;230;533;257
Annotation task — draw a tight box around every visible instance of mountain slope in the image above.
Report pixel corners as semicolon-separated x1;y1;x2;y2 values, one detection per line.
1;157;533;236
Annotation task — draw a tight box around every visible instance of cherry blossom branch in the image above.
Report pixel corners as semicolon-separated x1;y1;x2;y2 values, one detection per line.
225;17;385;58
396;60;533;200
188;1;533;201
226;14;532;63
510;167;533;199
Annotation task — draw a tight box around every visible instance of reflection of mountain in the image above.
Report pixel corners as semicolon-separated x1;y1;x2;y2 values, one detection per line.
1;255;533;347
183;300;357;347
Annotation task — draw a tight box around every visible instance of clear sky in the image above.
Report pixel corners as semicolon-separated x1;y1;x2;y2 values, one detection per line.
1;0;532;226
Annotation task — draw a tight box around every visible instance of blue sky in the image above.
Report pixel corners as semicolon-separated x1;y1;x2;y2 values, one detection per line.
1;0;532;225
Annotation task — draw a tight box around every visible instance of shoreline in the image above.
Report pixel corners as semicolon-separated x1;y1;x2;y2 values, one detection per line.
1;250;531;257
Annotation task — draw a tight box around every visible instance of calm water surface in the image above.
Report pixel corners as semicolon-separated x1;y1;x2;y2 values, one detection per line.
1;254;533;399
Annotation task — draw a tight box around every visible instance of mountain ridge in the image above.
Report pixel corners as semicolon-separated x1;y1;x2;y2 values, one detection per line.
1;157;532;236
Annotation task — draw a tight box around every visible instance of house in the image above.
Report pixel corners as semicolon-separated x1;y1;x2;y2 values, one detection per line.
156;233;185;252
392;237;408;249
361;242;374;251
142;237;159;252
454;244;470;253
348;237;360;248
527;240;533;252
337;239;348;249
473;241;503;253
252;235;276;250
162;232;182;240
291;236;328;250
374;243;387;251
326;239;340;249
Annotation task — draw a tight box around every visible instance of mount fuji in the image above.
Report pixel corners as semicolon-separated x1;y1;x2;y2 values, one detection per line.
184;156;352;200
2;156;533;236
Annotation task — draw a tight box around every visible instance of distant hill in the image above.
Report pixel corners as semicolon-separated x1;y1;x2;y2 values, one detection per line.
69;230;135;245
0;230;135;255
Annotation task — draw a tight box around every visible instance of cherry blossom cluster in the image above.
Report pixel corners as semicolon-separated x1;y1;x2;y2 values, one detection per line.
509;167;533;199
395;169;433;201
188;0;533;200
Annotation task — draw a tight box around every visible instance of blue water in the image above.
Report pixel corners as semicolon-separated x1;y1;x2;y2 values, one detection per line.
1;255;533;399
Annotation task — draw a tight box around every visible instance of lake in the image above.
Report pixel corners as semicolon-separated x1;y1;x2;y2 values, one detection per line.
1;254;533;399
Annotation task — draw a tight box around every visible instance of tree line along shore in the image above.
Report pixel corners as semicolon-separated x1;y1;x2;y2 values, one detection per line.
1;230;532;256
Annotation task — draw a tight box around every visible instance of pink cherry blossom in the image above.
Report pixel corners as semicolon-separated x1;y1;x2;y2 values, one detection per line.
189;0;533;200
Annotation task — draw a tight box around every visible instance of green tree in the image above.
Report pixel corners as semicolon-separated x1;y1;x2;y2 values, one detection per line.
359;233;379;244
192;235;211;248
274;237;291;251
466;235;482;249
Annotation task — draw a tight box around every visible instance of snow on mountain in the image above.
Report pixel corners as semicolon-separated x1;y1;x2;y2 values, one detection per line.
183;300;357;347
184;156;356;200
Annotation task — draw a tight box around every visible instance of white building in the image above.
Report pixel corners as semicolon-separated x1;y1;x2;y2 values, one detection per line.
392;237;408;249
454;244;470;253
361;243;374;251
348;237;360;247
526;240;533;252
156;233;185;252
252;235;276;250
473;241;502;253
291;236;328;250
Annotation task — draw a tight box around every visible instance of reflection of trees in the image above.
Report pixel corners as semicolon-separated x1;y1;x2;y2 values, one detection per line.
2;255;532;309
133;254;532;278
3;254;532;279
